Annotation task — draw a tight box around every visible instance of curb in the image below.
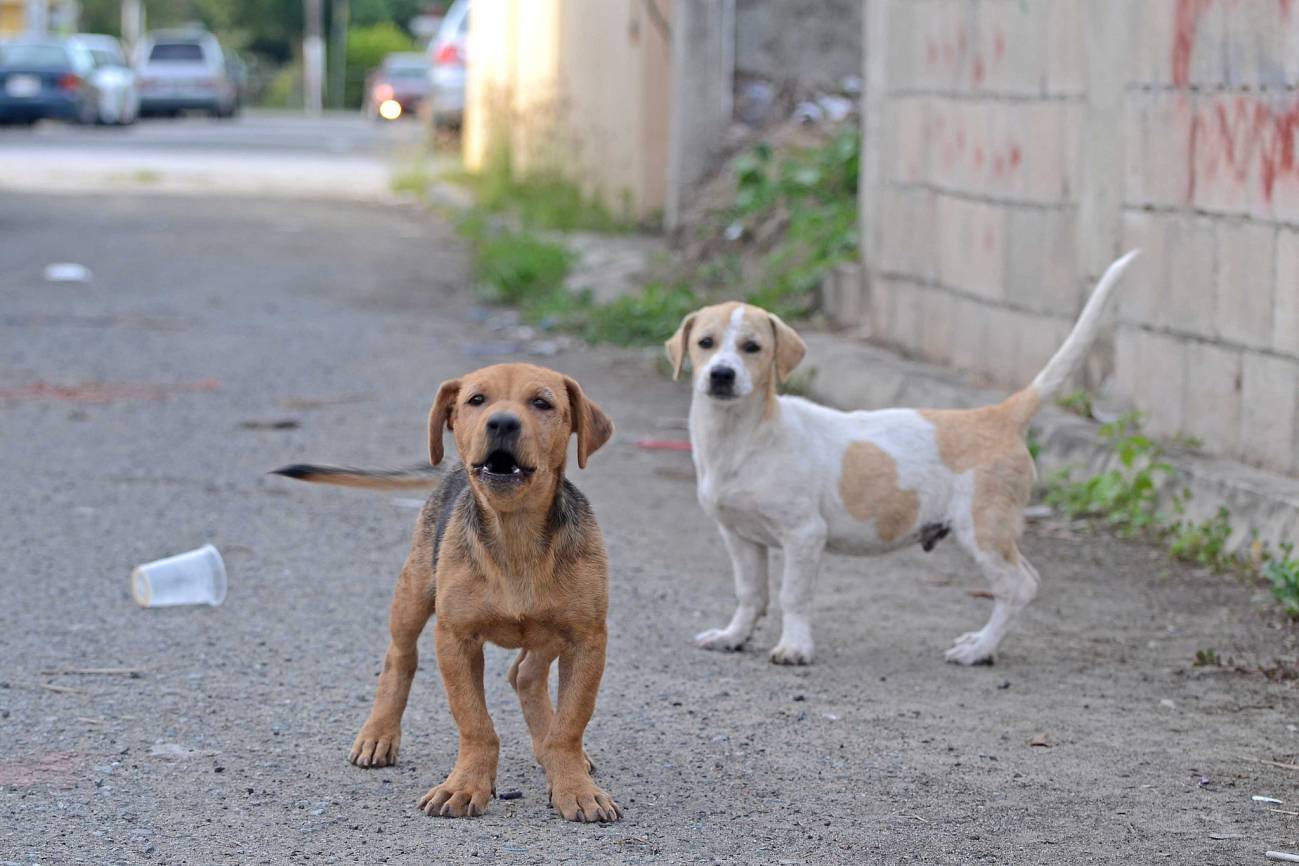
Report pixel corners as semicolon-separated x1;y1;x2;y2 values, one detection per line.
800;333;1299;554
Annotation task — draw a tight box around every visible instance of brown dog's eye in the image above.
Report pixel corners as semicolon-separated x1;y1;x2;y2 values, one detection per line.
466;394;486;406
531;397;553;411
698;336;715;349
742;341;761;353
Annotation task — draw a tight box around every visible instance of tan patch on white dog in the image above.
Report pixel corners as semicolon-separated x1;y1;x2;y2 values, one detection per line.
839;441;919;544
920;389;1040;563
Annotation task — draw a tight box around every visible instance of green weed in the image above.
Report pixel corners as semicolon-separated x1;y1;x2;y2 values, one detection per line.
447;161;630;233
473;231;573;306
1168;507;1236;572
1057;389;1094;418
1265;543;1299;619
1043;412;1172;537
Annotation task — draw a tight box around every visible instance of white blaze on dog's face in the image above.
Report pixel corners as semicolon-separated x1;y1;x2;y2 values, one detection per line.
665;302;807;403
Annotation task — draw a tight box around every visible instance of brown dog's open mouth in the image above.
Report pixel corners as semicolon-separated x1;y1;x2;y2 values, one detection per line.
472;449;535;483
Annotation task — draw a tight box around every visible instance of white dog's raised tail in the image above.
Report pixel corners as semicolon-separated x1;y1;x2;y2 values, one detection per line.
1028;249;1140;401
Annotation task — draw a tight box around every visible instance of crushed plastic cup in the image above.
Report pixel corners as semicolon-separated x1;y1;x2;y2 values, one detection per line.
131;544;227;608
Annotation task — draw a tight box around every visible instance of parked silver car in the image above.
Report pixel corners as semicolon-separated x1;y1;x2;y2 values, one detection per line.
71;34;138;125
134;29;237;118
425;0;467;128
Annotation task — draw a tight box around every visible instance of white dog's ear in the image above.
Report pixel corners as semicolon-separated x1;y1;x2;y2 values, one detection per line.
768;312;806;383
664;312;698;381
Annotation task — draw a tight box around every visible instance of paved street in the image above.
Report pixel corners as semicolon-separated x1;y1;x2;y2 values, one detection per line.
0;175;1296;863
0;112;436;199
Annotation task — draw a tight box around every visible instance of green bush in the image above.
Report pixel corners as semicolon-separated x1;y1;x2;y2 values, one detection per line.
345;22;415;109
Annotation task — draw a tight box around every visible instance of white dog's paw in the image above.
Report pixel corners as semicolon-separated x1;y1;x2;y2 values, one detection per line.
694;627;748;651
768;639;814;666
944;631;995;665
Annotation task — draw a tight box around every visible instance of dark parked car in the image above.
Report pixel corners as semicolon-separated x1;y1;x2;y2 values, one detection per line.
0;39;97;125
363;52;429;121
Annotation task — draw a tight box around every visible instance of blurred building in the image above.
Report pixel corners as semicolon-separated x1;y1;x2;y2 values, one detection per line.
0;0;80;36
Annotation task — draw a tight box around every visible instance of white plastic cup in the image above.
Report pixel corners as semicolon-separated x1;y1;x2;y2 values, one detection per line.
131;544;227;608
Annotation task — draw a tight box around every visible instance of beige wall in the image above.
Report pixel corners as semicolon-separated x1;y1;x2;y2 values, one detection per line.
464;0;671;220
849;0;1299;478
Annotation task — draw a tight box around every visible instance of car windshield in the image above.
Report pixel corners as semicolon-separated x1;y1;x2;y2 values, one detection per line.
0;43;69;67
149;42;204;62
90;48;123;67
389;65;425;79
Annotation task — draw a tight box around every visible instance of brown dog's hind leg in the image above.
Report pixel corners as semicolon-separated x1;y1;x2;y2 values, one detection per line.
539;632;621;823
350;544;435;768
508;649;595;774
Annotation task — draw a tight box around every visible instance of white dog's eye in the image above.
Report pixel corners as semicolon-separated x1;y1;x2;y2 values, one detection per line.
742;341;761;354
698;336;715;349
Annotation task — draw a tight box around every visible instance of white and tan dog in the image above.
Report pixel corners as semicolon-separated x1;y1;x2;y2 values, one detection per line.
666;251;1139;665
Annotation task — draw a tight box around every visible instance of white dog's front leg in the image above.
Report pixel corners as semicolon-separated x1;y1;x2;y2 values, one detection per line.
695;527;768;651
770;523;827;665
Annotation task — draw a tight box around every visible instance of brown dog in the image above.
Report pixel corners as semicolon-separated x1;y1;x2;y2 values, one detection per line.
274;363;620;822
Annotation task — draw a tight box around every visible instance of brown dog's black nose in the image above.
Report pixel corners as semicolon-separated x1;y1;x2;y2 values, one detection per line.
486;413;521;437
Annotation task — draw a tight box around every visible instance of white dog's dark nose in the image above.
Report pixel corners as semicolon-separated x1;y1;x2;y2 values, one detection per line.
710;366;736;386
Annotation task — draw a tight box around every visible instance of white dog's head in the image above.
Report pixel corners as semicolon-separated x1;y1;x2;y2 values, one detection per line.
665;302;806;404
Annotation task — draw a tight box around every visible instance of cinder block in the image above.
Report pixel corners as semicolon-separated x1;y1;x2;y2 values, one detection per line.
1190;94;1254;217
1284;5;1299;86
1183;341;1243;454
1240;352;1299;472
1124;92;1193;209
891;97;931;185
1045;0;1086;95
877;186;936;282
978;0;1047;96
889;278;924;352
1118;210;1169;328
936;194;1007;301
867;272;895;342
1215;220;1276;350
1005;207;1078;315
1187;2;1228;88
1114;325;1188;438
1011;103;1074;204
916;283;955;367
1163;215;1218;338
1272;172;1299;226
1275;228;1299;355
948;295;990;376
1134;0;1176;86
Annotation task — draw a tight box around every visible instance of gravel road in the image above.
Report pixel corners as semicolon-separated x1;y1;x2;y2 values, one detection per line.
1;192;1296;865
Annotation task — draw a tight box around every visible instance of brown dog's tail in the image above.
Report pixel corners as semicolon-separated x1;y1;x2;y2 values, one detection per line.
271;463;442;490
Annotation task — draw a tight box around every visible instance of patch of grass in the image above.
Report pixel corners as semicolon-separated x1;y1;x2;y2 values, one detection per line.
1265;543;1299;619
724;127;859;318
1193;648;1225;667
448;159;631;233
575;281;700;346
1168;507;1236;572
391;161;432;197
474;230;573;306
1057;389;1094;418
1043;412;1173;538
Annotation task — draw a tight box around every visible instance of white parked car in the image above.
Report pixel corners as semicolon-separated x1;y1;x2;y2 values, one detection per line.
425;0;468;128
71;34;138;125
134;29;237;118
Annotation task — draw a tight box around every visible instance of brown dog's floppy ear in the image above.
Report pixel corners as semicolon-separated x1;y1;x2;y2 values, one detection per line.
427;378;461;465
768;312;806;383
664;312;697;381
563;377;614;469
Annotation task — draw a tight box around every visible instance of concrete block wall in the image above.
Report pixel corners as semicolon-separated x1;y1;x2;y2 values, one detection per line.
856;0;1299;477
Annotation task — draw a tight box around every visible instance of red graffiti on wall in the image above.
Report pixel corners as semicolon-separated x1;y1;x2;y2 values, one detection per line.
1176;0;1299;205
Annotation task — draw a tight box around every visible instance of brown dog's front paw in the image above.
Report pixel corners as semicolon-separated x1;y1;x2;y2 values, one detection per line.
548;776;621;823
348;724;401;768
418;776;494;818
